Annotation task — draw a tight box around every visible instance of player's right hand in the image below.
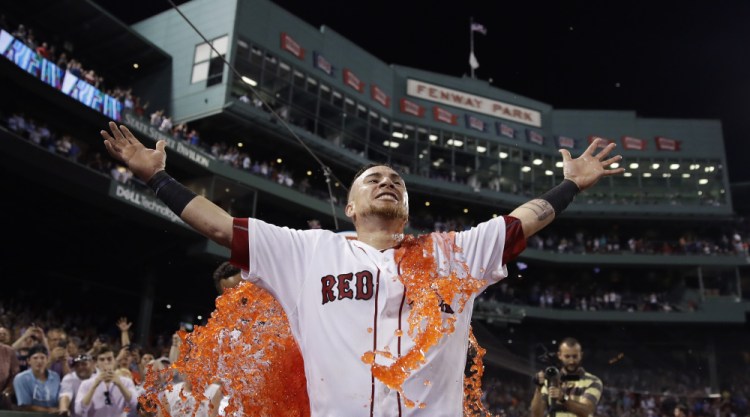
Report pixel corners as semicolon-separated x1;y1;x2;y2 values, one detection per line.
101;121;167;183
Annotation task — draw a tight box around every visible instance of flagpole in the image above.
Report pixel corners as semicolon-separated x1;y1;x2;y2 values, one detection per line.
469;16;475;79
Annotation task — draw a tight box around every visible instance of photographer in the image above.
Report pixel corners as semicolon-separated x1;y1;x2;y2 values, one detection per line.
530;338;602;417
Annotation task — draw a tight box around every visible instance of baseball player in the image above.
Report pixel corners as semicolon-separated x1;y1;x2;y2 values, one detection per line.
102;122;623;417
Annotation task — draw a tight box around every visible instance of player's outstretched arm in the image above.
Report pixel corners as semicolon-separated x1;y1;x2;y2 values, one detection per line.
509;138;624;238
101;122;233;247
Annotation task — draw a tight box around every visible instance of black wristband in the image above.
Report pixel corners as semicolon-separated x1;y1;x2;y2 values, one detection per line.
538;179;580;215
147;171;197;216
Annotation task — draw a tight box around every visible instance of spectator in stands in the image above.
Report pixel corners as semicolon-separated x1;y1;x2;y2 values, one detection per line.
35;41;51;59
12;325;47;372
76;345;137;417
0;339;19;410
674;403;688;417
55;134;73;157
58;354;95;417
0;326;10;346
13;344;60;412
47;327;70;377
530;338;602;417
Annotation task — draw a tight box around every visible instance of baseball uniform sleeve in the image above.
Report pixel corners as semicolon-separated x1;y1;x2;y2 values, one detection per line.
454;215;526;285
231;217;324;310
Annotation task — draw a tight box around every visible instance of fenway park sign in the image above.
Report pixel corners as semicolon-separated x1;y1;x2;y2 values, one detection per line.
406;79;541;127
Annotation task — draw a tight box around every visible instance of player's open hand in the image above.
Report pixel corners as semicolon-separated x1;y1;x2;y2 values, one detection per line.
560;138;625;191
101;121;167;182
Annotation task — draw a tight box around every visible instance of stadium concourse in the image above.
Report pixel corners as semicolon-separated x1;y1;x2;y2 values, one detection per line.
1;0;750;416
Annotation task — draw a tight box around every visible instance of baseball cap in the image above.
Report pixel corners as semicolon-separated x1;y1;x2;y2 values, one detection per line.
72;354;92;365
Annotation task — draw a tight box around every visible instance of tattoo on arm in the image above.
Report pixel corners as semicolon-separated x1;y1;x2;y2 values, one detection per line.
518;199;554;221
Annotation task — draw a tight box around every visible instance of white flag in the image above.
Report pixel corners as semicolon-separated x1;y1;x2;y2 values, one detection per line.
471;22;487;35
469;51;479;69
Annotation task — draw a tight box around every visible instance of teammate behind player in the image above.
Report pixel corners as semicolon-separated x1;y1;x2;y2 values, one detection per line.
102;122;623;416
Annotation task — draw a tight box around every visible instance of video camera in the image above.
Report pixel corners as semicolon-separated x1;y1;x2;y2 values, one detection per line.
544;366;560;386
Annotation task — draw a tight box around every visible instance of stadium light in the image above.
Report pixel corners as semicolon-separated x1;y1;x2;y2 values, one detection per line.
651;163;660;169
499;152;509;159
629;162;639;169
241;76;258;86
476;145;487;153
425;201;430;207
624;172;632;177
391;132;408;139
521;166;531;173
133;63;139;69
643;172;652;177
532;158;543;165
446;139;463;147
698;178;708;185
545;170;553;176
382;141;400;148
463;208;469;213
429;134;438;141
682;173;690;178
610;162;619;169
555;161;563;168
669;163;680;170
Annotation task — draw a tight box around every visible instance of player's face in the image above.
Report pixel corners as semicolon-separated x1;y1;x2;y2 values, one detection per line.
346;166;409;222
557;343;583;373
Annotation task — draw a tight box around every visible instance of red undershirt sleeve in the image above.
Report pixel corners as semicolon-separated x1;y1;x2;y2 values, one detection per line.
502;215;526;265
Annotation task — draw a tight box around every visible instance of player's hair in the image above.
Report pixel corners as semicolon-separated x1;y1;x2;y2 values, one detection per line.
347;163;397;202
91;344;114;360
559;337;581;349
213;261;241;293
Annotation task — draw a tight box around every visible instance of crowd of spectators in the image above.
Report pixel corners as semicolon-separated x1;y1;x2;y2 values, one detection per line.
4;106;749;266
3;297;750;416
480;367;749;417
3;21;150;120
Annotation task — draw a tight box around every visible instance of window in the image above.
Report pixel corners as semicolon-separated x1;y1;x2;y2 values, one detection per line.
191;35;229;86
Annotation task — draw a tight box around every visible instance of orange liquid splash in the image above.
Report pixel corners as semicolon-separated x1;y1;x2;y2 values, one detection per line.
364;233;487;409
140;233;497;415
140;281;309;417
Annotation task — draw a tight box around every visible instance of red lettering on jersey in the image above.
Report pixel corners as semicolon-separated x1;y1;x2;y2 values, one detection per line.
355;270;374;300
337;273;354;300
321;275;336;304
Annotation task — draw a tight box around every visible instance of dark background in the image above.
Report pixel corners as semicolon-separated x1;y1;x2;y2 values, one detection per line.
94;0;750;184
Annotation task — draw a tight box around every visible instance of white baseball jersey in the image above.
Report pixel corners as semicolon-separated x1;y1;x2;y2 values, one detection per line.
230;215;525;417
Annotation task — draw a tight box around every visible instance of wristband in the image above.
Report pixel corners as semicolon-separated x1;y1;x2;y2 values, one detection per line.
147;171;197;216
538;179;580;215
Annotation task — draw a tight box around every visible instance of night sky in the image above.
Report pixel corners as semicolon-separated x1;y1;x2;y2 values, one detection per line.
95;0;750;183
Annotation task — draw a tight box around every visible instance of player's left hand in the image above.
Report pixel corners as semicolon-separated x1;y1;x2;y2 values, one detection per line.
560;138;625;191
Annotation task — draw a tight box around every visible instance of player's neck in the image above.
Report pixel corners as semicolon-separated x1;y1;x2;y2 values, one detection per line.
355;219;405;250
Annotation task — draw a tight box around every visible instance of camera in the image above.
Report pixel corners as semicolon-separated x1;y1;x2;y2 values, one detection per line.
544;366;560;386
